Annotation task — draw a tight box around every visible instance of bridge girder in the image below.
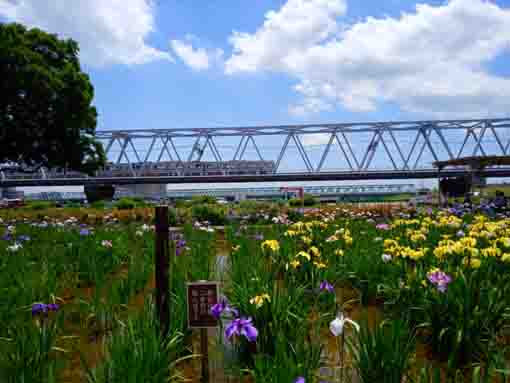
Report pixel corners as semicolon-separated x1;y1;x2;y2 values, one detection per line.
3;118;510;184
95;118;510;174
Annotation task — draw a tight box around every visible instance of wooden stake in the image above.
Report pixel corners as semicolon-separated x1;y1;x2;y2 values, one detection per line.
155;205;170;336
200;328;209;383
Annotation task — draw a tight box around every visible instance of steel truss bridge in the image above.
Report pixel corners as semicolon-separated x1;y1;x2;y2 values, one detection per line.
2;118;510;187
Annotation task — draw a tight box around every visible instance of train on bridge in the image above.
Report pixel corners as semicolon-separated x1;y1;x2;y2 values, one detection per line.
1;160;276;180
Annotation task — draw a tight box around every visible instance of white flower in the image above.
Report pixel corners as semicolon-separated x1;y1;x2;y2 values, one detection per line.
7;242;22;252
101;240;113;248
382;253;392;263
329;313;359;337
141;224;150;232
7;225;15;233
135;230;143;237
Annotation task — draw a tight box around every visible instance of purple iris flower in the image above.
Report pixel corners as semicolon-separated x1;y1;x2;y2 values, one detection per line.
225;317;258;342
79;228;90;236
295;378;305;383
47;303;60;312
375;223;390;231
427;270;452;293
32;303;47;316
254;233;264;241
32;303;60;316
319;280;334;293
1;233;12;241
211;298;238;319
176;239;186;248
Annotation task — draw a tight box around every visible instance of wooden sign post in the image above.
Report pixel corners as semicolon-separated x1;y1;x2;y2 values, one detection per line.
155;205;170;336
187;281;219;383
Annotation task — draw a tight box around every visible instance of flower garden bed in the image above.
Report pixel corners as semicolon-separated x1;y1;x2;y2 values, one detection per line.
1;205;510;382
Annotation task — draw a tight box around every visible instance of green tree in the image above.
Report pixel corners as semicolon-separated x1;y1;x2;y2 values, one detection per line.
0;23;105;174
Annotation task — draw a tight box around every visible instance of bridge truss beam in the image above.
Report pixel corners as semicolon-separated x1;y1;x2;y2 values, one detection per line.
95;118;510;173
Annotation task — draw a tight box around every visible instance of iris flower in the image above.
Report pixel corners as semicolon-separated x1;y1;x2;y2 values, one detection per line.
211;298;238;319
330;313;360;337
426;268;452;293
319;280;334;293
32;303;59;316
225;317;258;342
7;243;22;252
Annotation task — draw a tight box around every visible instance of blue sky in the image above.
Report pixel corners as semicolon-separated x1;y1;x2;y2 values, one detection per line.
2;0;510;191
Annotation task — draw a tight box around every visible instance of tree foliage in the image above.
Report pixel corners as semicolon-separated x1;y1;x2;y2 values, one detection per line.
0;23;105;174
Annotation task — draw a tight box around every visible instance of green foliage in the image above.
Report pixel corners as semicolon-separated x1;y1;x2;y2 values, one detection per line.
287;209;304;222
191;195;217;205
0;314;68;382
0;23;105;173
249;332;322;383
28;201;56;210
86;300;188;383
289;194;316;207
191;204;226;225
64;201;81;209
113;198;137;210
348;317;416;383
413;270;510;369
89;200;106;210
168;207;177;226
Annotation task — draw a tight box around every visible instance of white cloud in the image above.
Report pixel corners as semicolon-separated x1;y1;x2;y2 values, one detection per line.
170;38;223;71
225;0;510;117
225;0;347;74
301;133;331;146
0;0;172;66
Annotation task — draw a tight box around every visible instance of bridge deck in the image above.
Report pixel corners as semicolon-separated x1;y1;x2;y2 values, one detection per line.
2;168;510;187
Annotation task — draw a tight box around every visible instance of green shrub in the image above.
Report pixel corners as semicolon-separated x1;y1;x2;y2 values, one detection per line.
191;195;217;205
287;209;304;222
90;200;106;209
64;202;81;209
114;198;137;210
28;201;55;210
168;208;178;226
191;204;225;225
288;194;316;207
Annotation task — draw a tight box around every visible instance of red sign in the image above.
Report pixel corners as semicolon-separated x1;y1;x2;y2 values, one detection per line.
187;281;219;328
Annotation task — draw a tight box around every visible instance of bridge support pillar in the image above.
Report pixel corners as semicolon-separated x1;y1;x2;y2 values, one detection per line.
121;184;167;200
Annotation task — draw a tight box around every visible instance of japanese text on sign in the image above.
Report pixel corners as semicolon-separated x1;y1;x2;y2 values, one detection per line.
187;281;219;328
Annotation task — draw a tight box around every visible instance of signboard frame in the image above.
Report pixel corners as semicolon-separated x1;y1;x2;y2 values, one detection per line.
186;281;220;329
